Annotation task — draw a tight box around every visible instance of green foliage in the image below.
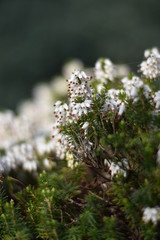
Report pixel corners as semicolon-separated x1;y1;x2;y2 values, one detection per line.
0;199;30;240
0;165;128;239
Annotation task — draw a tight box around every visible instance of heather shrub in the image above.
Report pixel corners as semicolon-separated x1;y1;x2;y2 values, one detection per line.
0;48;160;239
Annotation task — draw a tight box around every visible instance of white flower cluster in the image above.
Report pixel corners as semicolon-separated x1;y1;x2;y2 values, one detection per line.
66;151;78;169
43;158;54;170
122;76;151;102
96;83;105;94
51;76;67;97
52;124;68;159
18;83;54;135
102;89;126;117
80;121;89;136
71;100;93;120
144;47;160;59
53;49;160;170
67;70;93;100
0;59;83;174
53;70;94;159
18;59;83;135
95;58;116;83
53;101;69;127
62;59;84;79
53;70;93;126
115;64;130;78
104;158;129;178
33;136;56;156
95;60;130;83
143;207;160;225
140;48;160;80
0;111;32;149
0;143;37;173
0;50;159;177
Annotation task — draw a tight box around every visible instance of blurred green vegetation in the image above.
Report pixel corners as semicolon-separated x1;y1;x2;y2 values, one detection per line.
0;0;160;108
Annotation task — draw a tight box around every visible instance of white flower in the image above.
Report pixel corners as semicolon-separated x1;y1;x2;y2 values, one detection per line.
52;124;69;159
22;82;55;134
107;89;125;100
97;83;105;94
43;158;54;170
51;76;67;97
34;136;55;156
143;207;160;225
62;59;84;79
95;58;116;82
102;89;126;117
80;122;89;136
144;47;160;58
54;100;62;107
23;160;37;172
0;111;32;149
118;102;126;116
67;70;93;100
153;91;160;109
106;159;129;178
140;56;160;80
122;76;151;101
157;145;160;166
66;151;78;169
115;64;130;78
102;98;118;115
71;100;93;120
53;102;69;127
81;122;89;130
110;162;123;177
0;143;38;173
143;85;152;99
104;159;108;166
32;83;52;102
0;155;15;173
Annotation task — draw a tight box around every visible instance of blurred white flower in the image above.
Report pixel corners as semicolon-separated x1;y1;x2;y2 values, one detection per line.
157;145;160;166
0;143;38;173
144;47;160;58
143;207;160;225
0;111;32;149
51;76;67;97
66;151;78;169
34;136;55;156
23;160;37;172
97;83;105;94
95;58;116;82
81;122;89;130
122;76;151;102
105;158;129;178
115;64;130;78
62;59;84;79
153;91;160;109
43;158;55;170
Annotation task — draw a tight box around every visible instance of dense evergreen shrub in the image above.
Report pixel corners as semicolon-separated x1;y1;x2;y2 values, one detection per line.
0;48;160;239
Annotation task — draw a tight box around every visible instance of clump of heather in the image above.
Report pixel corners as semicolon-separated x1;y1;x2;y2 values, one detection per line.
0;49;160;240
52;47;160;239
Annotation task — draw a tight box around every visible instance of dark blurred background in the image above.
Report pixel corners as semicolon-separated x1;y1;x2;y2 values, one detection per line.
0;0;160;108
